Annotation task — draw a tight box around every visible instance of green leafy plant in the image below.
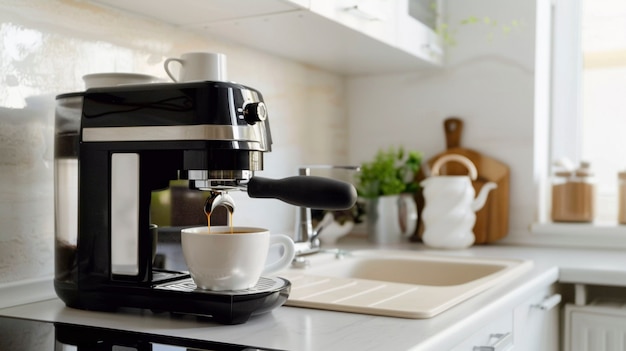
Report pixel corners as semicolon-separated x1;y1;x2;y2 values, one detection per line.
428;1;525;47
355;147;422;198
437;16;524;47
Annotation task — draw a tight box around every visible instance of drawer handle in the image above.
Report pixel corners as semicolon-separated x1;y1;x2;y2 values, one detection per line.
531;294;562;311
422;43;443;56
473;332;512;351
345;5;385;21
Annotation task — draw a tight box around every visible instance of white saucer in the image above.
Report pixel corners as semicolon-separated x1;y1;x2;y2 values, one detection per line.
83;72;161;89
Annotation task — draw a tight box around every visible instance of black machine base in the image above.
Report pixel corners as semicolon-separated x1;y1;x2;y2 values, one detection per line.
55;274;291;325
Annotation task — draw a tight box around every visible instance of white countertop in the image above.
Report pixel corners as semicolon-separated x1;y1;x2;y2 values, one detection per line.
2;243;626;350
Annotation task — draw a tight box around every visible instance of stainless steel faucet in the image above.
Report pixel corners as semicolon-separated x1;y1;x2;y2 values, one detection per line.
294;165;360;256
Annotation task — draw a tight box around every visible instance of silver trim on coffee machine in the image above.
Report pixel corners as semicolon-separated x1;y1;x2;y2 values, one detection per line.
187;170;255;190
82;124;270;150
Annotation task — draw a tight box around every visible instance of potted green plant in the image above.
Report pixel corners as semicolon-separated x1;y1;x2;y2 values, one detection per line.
355;147;422;244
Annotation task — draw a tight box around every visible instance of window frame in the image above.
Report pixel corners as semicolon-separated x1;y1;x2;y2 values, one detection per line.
531;0;626;248
550;0;583;166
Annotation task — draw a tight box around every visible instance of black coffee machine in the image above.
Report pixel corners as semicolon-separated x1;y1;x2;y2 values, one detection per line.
54;81;356;324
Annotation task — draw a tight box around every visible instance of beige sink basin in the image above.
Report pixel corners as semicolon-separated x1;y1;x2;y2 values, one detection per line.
281;250;532;318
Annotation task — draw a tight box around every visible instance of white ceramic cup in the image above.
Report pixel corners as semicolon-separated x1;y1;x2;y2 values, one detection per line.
164;52;227;82
181;226;295;291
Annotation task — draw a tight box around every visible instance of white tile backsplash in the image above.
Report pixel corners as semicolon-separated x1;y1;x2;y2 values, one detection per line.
0;0;347;284
347;0;539;242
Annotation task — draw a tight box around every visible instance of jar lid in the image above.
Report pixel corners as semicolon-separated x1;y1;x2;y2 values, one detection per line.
554;171;572;177
575;169;593;177
573;161;593;177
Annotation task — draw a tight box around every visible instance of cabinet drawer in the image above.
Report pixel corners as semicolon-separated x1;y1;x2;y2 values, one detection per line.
513;287;560;351
451;311;514;351
451;284;559;351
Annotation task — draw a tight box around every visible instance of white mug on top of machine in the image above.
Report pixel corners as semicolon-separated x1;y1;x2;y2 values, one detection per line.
164;52;227;82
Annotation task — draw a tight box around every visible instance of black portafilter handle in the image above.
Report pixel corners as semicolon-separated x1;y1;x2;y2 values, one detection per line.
247;176;358;210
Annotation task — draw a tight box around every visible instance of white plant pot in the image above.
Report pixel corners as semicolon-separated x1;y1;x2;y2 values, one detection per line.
365;194;418;244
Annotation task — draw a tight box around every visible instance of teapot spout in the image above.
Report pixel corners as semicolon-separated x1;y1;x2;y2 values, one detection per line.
471;182;498;212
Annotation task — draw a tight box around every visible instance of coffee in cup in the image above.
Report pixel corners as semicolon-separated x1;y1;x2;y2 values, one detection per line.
181;226;295;291
164;52;227;82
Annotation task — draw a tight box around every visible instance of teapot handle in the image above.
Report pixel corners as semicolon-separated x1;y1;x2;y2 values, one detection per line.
431;154;478;180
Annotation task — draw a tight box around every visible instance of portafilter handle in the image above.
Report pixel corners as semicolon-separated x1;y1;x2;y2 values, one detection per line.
246;176;357;210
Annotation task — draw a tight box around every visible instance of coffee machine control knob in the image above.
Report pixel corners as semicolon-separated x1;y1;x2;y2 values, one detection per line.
243;102;267;125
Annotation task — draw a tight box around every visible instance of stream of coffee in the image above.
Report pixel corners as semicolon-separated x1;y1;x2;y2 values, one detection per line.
205;192;234;234
205;211;234;233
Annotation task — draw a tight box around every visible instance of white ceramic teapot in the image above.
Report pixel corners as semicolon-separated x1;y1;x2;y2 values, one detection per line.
420;154;497;249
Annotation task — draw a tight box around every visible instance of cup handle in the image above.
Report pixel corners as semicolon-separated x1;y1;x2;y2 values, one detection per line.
164;58;182;82
262;234;295;276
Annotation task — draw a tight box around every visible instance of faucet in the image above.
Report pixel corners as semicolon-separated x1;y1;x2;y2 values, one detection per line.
294;165;360;257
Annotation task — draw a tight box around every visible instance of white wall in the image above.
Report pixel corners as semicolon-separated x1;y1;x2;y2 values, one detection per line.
0;0;549;288
0;0;347;284
347;0;539;242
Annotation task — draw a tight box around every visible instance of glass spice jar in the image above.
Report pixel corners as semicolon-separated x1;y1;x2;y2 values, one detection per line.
551;162;595;222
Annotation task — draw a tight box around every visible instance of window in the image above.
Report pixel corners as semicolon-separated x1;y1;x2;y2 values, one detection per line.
550;0;626;223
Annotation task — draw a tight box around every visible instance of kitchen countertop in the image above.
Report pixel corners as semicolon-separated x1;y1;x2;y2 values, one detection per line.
2;243;626;350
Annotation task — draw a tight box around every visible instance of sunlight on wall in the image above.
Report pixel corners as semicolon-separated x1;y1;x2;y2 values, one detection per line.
0;0;347;284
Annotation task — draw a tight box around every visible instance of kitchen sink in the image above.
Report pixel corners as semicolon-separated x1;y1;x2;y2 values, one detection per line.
280;249;533;318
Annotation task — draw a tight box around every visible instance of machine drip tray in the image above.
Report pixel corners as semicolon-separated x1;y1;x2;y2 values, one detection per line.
55;276;290;325
149;276;291;324
155;276;288;295
152;270;190;283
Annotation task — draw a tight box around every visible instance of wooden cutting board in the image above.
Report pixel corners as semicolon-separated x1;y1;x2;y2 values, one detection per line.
425;117;510;244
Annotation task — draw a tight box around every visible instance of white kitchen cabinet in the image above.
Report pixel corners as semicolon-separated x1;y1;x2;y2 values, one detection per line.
90;0;441;75
451;285;560;351
91;0;305;25
286;0;310;8
309;0;397;45
308;0;442;65
396;0;443;64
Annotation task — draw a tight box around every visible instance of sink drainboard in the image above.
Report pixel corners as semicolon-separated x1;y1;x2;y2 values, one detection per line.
280;251;533;319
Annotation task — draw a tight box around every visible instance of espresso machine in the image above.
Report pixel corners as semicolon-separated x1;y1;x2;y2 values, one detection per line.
54;80;356;324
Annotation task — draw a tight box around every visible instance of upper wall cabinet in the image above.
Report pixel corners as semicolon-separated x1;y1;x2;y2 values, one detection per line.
397;0;443;63
91;0;442;75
